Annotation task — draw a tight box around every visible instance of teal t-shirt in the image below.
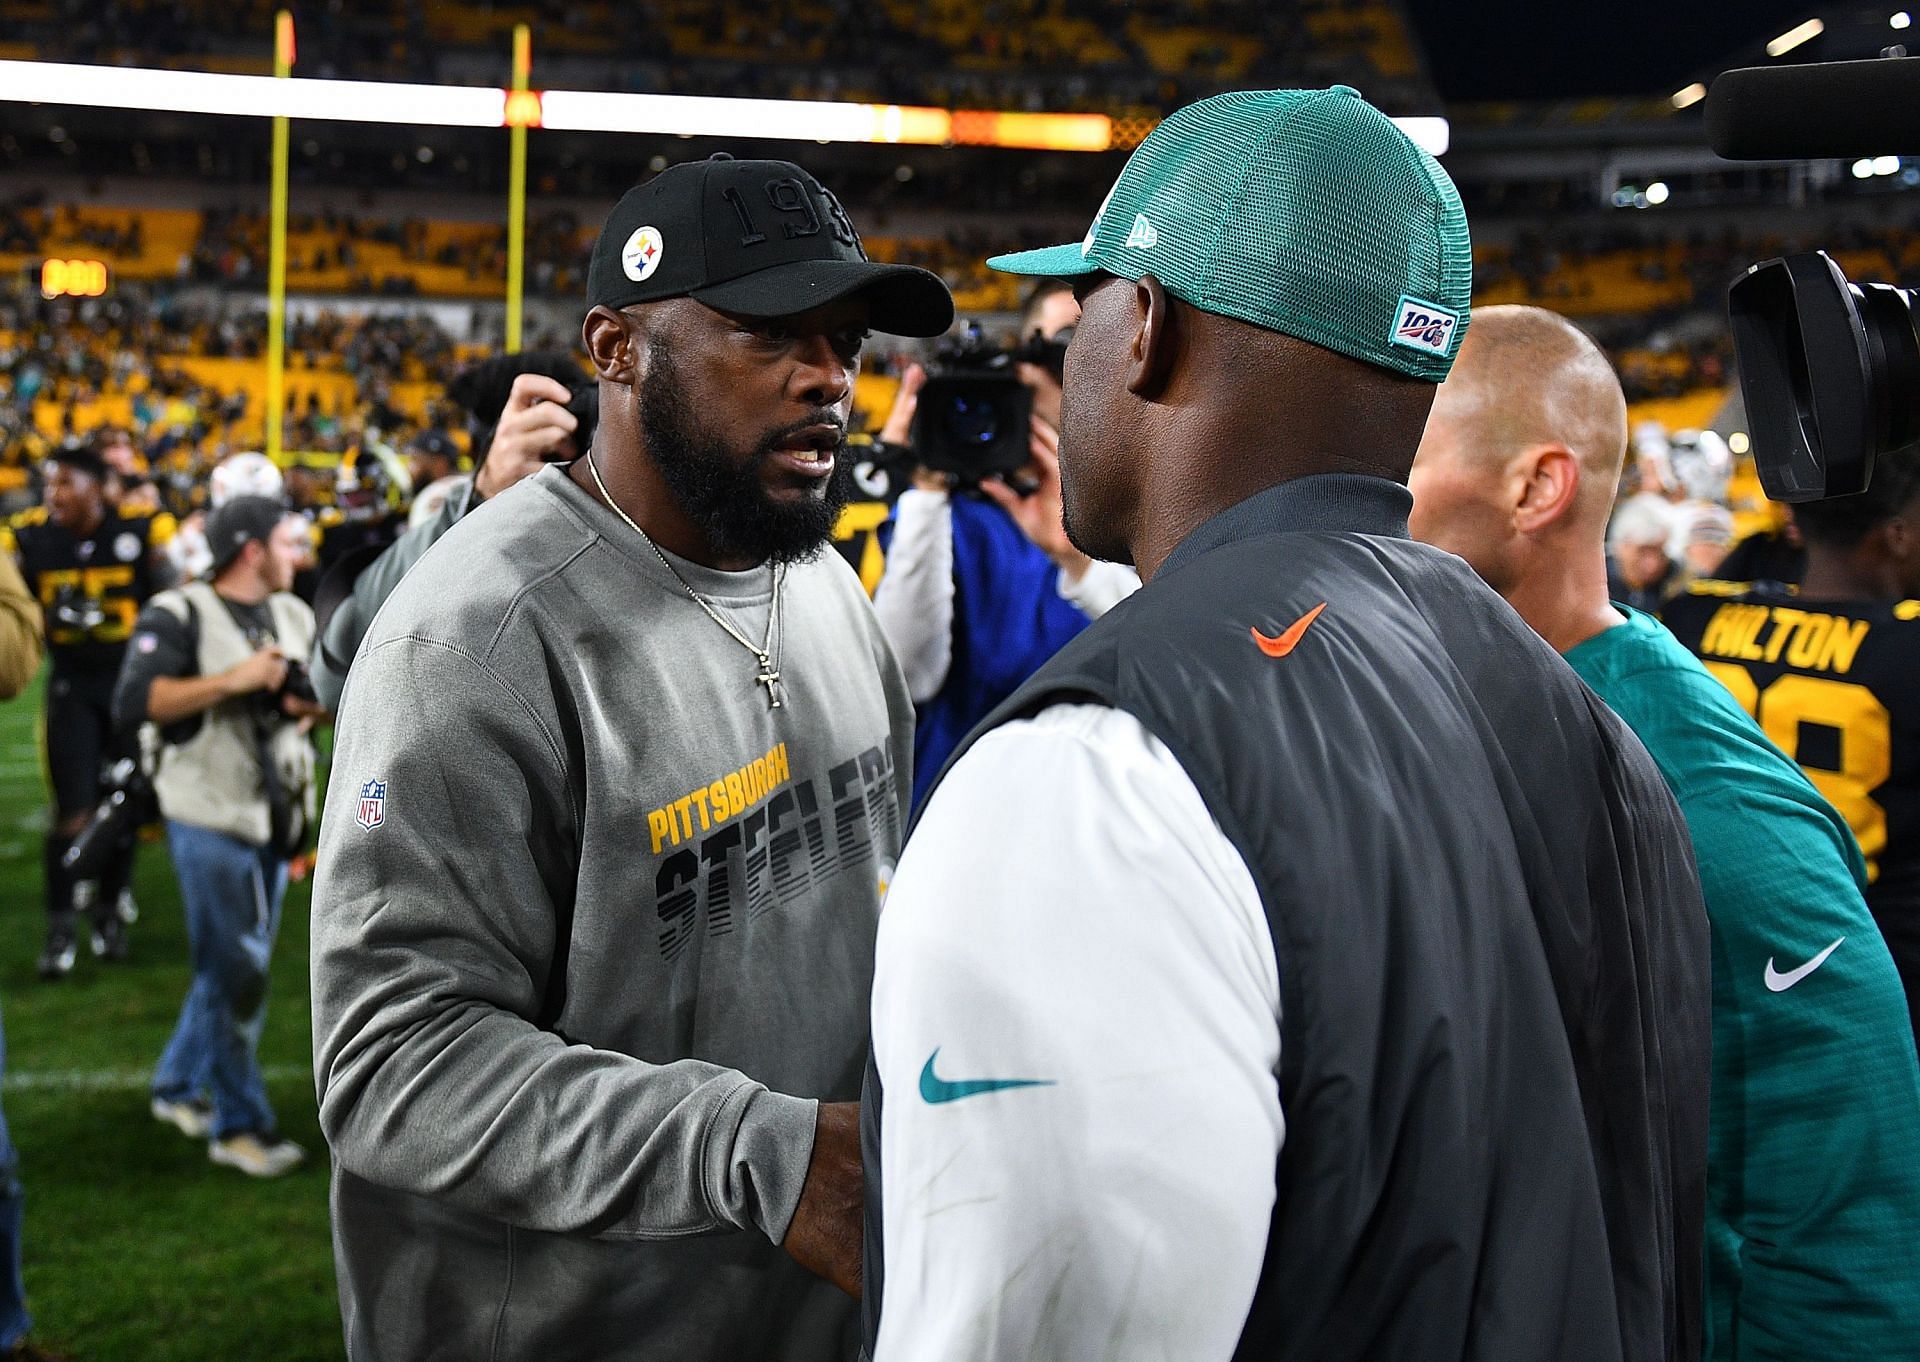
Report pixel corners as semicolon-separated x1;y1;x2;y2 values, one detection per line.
1566;608;1920;1360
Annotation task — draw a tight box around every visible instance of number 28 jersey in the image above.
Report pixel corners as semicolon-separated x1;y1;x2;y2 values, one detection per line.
1663;581;1920;1000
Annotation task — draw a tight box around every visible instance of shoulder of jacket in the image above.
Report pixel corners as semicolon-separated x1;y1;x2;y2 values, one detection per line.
269;590;315;626
146;584;196;620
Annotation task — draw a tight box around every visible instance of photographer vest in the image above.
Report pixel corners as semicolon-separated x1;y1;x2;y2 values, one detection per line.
864;476;1709;1362
148;580;316;849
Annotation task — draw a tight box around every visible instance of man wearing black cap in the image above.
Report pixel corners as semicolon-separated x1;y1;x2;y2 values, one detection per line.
401;427;464;528
114;495;321;1178
1;443;164;977
311;156;951;1361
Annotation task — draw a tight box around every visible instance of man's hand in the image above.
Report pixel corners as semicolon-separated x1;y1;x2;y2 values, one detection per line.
475;373;577;501
781;1100;863;1299
224;645;288;698
878;363;926;447
980;415;1095;584
281;692;330;725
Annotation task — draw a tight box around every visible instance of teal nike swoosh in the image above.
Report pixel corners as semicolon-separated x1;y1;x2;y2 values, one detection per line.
918;1048;1055;1105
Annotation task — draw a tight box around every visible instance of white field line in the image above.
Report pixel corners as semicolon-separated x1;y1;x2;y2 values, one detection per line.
4;1063;309;1093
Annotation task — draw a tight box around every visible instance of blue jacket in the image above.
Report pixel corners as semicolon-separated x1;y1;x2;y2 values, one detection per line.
888;494;1091;809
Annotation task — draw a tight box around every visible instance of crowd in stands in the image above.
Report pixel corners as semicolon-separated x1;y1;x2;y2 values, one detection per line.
0;200;145;259
17;186;1900;552
21;193;1920;344
1476;217;1920;318
0;278;490;518
2;195;1038;311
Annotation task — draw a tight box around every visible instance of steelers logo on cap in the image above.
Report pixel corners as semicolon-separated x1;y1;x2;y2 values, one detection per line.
622;225;665;283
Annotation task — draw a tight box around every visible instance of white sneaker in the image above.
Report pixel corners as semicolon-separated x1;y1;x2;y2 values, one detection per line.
151;1097;214;1139
209;1132;306;1178
117;888;139;924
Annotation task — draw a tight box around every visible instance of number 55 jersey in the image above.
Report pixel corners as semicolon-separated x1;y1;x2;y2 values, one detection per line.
2;505;159;674
1664;581;1920;1030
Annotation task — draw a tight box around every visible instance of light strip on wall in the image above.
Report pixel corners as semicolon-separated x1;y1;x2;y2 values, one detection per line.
0;60;506;126
0;58;1447;156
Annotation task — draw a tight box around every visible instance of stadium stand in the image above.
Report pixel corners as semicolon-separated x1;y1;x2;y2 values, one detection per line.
19;6;1918;1358
30;180;1884;499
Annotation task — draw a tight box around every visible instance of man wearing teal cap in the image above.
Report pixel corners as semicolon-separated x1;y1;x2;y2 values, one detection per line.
861;88;1710;1361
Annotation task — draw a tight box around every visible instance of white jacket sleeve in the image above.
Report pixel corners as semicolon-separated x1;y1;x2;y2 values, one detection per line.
871;703;1283;1362
870;489;955;705
1057;557;1143;620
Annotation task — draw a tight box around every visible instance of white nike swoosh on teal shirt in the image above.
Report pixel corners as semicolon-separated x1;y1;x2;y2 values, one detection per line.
1764;937;1845;992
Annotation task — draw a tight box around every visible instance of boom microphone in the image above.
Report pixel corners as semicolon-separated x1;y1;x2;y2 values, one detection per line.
1706;59;1920;160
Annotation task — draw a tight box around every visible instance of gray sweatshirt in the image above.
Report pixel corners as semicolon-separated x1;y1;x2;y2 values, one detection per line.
311;463;912;1362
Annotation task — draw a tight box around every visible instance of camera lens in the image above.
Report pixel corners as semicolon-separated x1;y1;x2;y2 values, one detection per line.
940;394;1002;448
1729;250;1920;500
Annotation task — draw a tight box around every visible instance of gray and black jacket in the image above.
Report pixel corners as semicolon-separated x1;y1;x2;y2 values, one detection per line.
865;474;1711;1362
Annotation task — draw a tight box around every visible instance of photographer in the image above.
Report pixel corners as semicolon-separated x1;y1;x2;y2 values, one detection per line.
872;280;1139;806
114;496;325;1178
309;360;585;712
401;427;462;529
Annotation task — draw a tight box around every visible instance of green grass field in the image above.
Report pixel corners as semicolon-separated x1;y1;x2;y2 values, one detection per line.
1;671;342;1361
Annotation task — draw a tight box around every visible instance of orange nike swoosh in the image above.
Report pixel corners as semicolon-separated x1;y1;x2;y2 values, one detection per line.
1251;602;1327;658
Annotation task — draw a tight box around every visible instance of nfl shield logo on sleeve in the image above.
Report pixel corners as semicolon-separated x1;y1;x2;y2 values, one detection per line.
356;778;387;831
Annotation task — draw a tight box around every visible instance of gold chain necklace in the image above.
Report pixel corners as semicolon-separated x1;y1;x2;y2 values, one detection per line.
585;452;786;710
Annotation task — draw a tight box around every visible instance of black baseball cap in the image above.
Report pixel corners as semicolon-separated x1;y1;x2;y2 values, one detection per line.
587;155;955;337
205;495;289;572
47;443;108;482
408;428;459;462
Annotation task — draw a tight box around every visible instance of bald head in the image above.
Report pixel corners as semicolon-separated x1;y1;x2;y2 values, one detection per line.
1409;305;1635;648
1429;306;1628;513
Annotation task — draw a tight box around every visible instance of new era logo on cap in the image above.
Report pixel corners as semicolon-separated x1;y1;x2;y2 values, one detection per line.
1390;295;1459;357
1124;213;1158;250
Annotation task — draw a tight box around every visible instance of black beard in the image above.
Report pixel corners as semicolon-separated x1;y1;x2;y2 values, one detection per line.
639;339;852;566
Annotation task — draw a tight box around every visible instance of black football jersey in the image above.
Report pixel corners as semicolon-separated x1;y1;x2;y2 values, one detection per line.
316;510;399;575
1663;581;1920;984
4;508;158;673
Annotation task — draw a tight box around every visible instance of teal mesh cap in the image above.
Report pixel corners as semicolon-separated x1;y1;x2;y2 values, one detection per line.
989;87;1472;381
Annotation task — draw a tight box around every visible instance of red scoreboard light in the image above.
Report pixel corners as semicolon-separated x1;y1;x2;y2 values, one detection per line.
41;258;109;298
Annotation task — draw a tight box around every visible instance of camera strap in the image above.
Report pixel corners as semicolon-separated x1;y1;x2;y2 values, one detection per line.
212;590;284;653
206;587;309;858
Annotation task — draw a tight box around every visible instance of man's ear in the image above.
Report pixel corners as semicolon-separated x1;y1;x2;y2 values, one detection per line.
1126;274;1177;401
1512;444;1581;535
1883;509;1917;567
584;305;643;386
